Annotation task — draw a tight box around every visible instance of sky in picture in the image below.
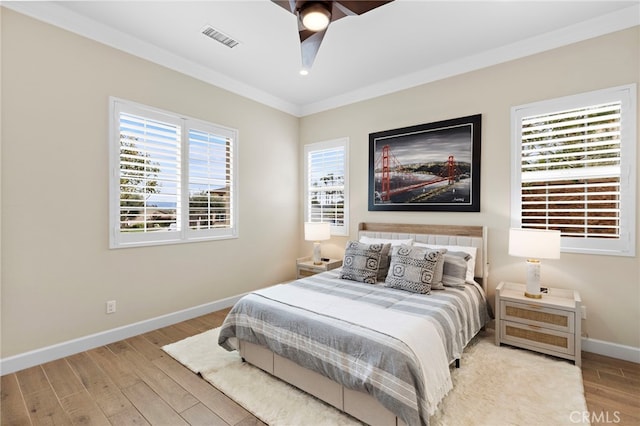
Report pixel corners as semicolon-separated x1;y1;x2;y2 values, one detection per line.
375;124;473;166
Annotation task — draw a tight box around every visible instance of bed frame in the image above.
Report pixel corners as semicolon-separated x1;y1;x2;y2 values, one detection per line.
239;223;489;426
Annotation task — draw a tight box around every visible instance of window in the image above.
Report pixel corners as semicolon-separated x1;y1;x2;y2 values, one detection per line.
304;138;349;236
109;98;238;248
511;84;636;256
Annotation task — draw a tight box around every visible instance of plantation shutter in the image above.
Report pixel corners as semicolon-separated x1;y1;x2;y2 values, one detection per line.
188;127;234;231
519;102;621;239
305;139;349;235
118;111;181;234
512;84;636;256
110;98;238;248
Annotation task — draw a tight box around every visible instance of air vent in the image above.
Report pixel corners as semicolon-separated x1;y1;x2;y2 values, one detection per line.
201;25;240;48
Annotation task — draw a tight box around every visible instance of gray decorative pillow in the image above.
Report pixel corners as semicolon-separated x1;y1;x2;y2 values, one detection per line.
341;241;391;284
442;251;472;287
384;245;445;294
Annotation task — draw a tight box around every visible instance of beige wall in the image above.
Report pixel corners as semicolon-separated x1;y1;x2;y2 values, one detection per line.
1;9;300;357
300;27;640;349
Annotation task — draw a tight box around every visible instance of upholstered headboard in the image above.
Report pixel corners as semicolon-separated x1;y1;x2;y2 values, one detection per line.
357;222;489;288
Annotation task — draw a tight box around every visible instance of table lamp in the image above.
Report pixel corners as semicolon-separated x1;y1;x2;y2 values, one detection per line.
304;222;331;265
509;228;561;298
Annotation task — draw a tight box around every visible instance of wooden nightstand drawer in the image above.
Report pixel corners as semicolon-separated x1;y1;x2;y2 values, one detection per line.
298;268;318;278
500;320;574;356
500;300;574;333
495;281;581;366
296;257;342;279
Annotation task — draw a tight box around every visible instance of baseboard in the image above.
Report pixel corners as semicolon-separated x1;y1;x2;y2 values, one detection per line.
582;336;640;364
0;294;244;375
3;301;637;376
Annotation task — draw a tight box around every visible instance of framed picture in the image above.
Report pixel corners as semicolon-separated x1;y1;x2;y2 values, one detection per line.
368;114;481;212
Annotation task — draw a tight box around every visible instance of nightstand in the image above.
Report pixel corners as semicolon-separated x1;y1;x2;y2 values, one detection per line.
296;257;342;278
495;281;582;366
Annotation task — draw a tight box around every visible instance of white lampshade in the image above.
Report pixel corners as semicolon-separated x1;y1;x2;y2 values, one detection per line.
304;222;331;242
509;228;561;260
509;228;561;299
304;222;330;265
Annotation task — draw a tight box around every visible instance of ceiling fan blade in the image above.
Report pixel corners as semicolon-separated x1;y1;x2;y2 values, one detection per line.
300;29;326;69
332;1;394;18
272;1;394;22
272;0;297;14
272;0;395;69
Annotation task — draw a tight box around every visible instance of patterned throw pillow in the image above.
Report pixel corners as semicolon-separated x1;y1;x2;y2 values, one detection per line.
359;236;413;280
384;245;445;294
340;241;391;284
424;248;448;290
414;242;477;282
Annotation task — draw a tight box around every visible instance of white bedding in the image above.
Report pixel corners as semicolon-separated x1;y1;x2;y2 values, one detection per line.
254;284;453;415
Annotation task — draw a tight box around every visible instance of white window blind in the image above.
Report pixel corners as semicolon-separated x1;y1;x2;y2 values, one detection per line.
304;138;349;236
512;85;636;256
118;111;181;235
187;124;234;234
110;98;238;248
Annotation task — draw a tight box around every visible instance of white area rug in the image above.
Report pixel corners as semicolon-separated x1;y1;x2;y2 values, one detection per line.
163;328;589;425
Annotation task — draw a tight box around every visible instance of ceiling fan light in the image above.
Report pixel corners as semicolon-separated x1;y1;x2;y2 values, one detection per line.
300;2;331;31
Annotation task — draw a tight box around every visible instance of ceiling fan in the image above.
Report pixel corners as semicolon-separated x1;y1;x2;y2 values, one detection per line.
272;1;394;72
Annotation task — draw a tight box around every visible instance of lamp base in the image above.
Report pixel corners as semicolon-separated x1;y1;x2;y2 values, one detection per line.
524;291;543;299
312;242;322;265
524;258;542;299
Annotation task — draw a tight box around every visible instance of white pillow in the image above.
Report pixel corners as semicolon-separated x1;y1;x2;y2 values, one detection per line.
413;243;477;282
359;236;413;246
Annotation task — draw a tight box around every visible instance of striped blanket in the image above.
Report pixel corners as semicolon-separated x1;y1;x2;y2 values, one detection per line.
218;270;490;426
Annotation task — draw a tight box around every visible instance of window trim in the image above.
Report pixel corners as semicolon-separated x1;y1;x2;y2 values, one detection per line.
510;84;636;257
304;137;349;236
109;97;238;248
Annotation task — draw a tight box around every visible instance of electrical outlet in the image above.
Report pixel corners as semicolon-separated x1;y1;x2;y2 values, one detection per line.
106;300;117;314
581;305;587;319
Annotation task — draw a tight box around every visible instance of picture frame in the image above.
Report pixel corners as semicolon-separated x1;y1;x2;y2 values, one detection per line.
368;114;481;212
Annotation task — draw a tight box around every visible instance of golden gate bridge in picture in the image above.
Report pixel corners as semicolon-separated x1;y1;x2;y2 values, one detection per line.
374;144;470;204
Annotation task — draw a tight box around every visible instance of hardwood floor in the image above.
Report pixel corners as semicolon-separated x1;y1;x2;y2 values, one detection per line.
1;308;264;426
2;309;639;425
581;351;640;425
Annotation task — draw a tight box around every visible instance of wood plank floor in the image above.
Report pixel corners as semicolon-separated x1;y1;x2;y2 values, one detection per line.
2;309;639;425
581;351;640;425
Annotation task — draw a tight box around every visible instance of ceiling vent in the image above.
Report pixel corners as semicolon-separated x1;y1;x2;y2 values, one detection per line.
201;25;240;48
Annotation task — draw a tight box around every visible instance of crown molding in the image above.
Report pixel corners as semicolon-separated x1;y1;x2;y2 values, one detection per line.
3;2;638;118
300;4;640;116
2;1;303;116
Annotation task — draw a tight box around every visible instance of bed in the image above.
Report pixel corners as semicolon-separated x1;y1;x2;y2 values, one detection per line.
218;223;491;426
